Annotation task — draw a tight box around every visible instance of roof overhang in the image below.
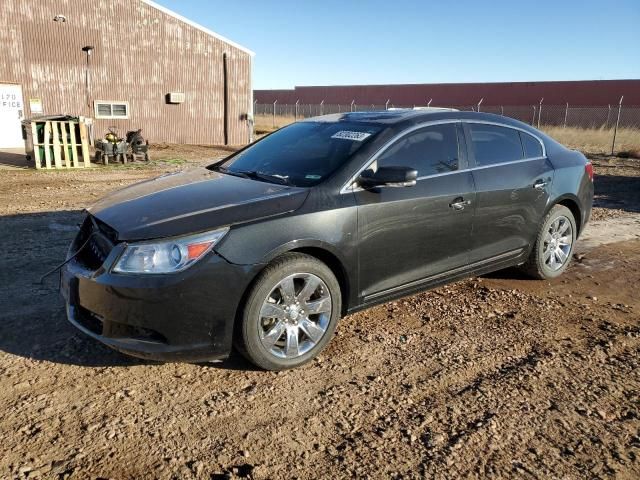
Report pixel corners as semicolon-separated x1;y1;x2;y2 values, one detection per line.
141;0;255;56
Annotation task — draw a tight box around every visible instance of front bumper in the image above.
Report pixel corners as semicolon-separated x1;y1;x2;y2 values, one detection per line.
60;248;261;362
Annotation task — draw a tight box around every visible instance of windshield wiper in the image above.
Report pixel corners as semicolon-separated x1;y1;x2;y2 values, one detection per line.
238;170;291;185
210;165;291;185
210;165;251;179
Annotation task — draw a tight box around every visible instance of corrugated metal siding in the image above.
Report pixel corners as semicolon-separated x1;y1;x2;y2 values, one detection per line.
255;80;640;106
0;0;252;145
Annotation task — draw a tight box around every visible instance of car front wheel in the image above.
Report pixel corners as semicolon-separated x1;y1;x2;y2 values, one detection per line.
235;253;341;370
521;204;577;280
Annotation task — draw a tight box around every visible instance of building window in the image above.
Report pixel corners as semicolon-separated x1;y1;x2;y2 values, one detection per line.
94;101;129;119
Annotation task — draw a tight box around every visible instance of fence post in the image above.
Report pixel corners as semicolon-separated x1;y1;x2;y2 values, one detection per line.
351;99;355;112
477;98;483;112
385;99;390;110
320;99;324;116
253;99;258;116
501;105;504;116
611;96;624;155
563;102;569;128
537;98;543;129
295;99;299;122
272;100;277;127
606;104;611;127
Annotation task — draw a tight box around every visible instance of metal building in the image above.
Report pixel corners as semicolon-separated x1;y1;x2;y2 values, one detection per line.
0;0;254;148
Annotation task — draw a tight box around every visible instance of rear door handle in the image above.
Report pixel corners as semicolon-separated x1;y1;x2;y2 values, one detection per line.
449;197;471;211
533;180;547;190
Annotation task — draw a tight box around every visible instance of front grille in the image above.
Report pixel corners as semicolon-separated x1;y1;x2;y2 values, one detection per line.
74;215;117;270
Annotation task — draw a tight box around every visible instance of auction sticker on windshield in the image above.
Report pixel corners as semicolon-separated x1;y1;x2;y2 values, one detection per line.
331;131;372;141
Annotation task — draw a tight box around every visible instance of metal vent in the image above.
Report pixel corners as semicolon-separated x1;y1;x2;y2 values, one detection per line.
168;92;185;104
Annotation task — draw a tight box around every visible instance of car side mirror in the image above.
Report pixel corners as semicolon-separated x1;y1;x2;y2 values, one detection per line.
358;166;418;188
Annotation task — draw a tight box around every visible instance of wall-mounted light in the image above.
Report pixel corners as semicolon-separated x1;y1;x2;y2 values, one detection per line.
53;14;67;22
82;45;95;56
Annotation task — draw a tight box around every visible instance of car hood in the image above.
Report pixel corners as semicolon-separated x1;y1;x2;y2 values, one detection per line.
88;168;309;241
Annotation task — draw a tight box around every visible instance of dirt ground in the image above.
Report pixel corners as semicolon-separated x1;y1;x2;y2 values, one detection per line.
0;146;639;479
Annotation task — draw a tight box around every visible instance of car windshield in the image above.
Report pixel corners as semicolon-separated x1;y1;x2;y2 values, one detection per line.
211;121;382;187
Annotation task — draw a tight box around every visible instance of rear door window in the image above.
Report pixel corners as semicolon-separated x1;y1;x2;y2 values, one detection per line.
374;123;460;176
468;124;524;167
520;131;544;158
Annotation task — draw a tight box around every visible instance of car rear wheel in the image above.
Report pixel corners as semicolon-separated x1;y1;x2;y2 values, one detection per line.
235;253;341;370
521;204;577;280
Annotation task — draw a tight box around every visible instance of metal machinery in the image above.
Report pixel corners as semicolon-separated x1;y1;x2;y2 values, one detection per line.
95;127;150;165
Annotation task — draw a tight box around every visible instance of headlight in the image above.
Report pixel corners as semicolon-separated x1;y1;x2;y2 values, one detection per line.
112;227;229;274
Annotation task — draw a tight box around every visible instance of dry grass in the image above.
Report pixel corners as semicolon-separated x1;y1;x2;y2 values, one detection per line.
541;126;640;156
254;114;295;134
254;114;640;158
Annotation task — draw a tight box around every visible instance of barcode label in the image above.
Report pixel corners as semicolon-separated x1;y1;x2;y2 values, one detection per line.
331;131;372;141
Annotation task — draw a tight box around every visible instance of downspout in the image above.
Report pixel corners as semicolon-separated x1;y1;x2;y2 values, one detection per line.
222;52;229;146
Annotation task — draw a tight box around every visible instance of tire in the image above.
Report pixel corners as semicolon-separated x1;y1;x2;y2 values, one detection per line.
521;204;577;280
235;253;342;371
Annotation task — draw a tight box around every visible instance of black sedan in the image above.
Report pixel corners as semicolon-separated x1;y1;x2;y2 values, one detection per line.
60;110;594;370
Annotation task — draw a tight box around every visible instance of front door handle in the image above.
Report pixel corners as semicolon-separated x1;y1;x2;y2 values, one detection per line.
449;197;471;211
533;180;547;190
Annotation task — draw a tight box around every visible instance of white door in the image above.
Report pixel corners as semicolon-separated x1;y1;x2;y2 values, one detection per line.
0;84;25;148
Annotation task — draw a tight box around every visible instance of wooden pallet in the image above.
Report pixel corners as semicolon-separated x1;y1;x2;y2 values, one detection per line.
29;118;91;169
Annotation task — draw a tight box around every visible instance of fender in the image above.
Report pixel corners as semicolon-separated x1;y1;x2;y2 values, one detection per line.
544;192;585;236
217;236;357;311
259;238;351;267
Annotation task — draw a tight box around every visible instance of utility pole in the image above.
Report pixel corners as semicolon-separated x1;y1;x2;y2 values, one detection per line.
611;96;624;155
272;100;277;128
537;98;544;129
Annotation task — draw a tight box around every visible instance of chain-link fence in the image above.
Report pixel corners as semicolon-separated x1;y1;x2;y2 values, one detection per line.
254;102;640;154
254;102;640;129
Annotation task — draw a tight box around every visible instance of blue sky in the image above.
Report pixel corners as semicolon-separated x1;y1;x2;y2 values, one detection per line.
157;0;640;89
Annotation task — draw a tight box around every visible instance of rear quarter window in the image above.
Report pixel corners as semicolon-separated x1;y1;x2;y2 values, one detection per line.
520;131;544;158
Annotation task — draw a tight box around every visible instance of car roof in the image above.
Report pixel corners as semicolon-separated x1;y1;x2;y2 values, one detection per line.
303;109;434;125
302;109;542;133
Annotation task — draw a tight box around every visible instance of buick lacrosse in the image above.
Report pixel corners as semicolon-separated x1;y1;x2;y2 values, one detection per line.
60;110;594;370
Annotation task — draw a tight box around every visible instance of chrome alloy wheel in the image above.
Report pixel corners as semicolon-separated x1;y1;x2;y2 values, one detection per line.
543;215;573;271
258;273;332;359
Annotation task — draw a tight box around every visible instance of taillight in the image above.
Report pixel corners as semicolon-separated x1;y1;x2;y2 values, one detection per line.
585;162;594;182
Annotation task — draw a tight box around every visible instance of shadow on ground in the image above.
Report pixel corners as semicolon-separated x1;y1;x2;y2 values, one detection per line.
0;149;30;169
0;209;258;370
2;166;637;368
481;267;531;281
0;210;145;367
593;173;640;213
